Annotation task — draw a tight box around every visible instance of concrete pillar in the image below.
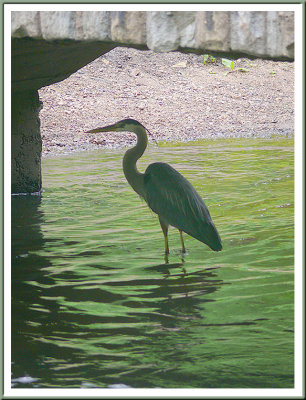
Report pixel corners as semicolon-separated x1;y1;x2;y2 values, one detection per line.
11;90;42;194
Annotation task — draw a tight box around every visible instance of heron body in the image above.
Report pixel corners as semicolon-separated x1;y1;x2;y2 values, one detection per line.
87;119;222;254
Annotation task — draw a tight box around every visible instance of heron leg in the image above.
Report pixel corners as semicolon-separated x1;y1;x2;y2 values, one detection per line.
179;230;186;254
158;217;169;255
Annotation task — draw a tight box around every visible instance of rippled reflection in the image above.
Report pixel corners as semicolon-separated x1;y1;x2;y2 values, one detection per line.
11;138;294;388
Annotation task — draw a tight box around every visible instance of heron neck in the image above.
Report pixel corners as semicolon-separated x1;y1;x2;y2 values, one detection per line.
122;125;148;197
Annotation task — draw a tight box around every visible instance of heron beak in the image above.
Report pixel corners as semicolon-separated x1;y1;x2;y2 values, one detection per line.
86;123;118;133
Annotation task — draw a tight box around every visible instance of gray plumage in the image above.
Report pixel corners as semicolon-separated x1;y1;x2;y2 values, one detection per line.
87;118;222;254
144;162;222;251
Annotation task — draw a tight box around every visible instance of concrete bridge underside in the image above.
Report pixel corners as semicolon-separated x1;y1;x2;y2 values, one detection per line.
10;11;294;193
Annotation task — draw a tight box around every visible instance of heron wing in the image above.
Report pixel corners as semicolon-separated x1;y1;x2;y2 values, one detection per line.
143;162;222;250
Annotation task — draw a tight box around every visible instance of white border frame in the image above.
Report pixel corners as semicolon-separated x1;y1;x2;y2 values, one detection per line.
4;3;304;398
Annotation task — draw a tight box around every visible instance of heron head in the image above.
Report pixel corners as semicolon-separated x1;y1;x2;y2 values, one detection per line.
86;118;145;134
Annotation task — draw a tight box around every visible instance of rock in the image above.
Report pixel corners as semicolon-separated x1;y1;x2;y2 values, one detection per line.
172;61;187;68
195;11;230;52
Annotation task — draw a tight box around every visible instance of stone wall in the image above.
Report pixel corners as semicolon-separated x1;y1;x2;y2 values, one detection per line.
12;11;294;59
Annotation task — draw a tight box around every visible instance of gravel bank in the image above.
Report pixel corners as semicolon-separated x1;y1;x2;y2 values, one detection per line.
39;47;294;157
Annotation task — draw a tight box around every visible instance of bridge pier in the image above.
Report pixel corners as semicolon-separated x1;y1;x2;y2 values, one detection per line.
11;37;117;193
11;90;42;194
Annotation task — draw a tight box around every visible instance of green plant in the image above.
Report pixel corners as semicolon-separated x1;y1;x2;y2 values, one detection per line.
203;54;216;65
221;58;235;71
204;55;249;73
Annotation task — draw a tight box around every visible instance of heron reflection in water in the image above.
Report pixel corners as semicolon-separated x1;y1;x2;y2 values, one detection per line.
87;119;222;255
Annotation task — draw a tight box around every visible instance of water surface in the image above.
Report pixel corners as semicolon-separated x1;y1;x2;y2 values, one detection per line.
11;138;294;388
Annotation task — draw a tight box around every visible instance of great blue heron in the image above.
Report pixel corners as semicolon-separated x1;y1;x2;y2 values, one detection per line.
87;118;222;254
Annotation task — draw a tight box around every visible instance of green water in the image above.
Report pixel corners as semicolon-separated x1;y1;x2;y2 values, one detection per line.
11;138;294;388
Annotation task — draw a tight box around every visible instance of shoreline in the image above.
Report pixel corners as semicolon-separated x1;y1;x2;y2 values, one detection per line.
39;47;294;158
41;130;294;159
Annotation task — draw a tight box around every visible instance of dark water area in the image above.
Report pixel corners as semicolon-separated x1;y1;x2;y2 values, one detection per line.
11;138;294;389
